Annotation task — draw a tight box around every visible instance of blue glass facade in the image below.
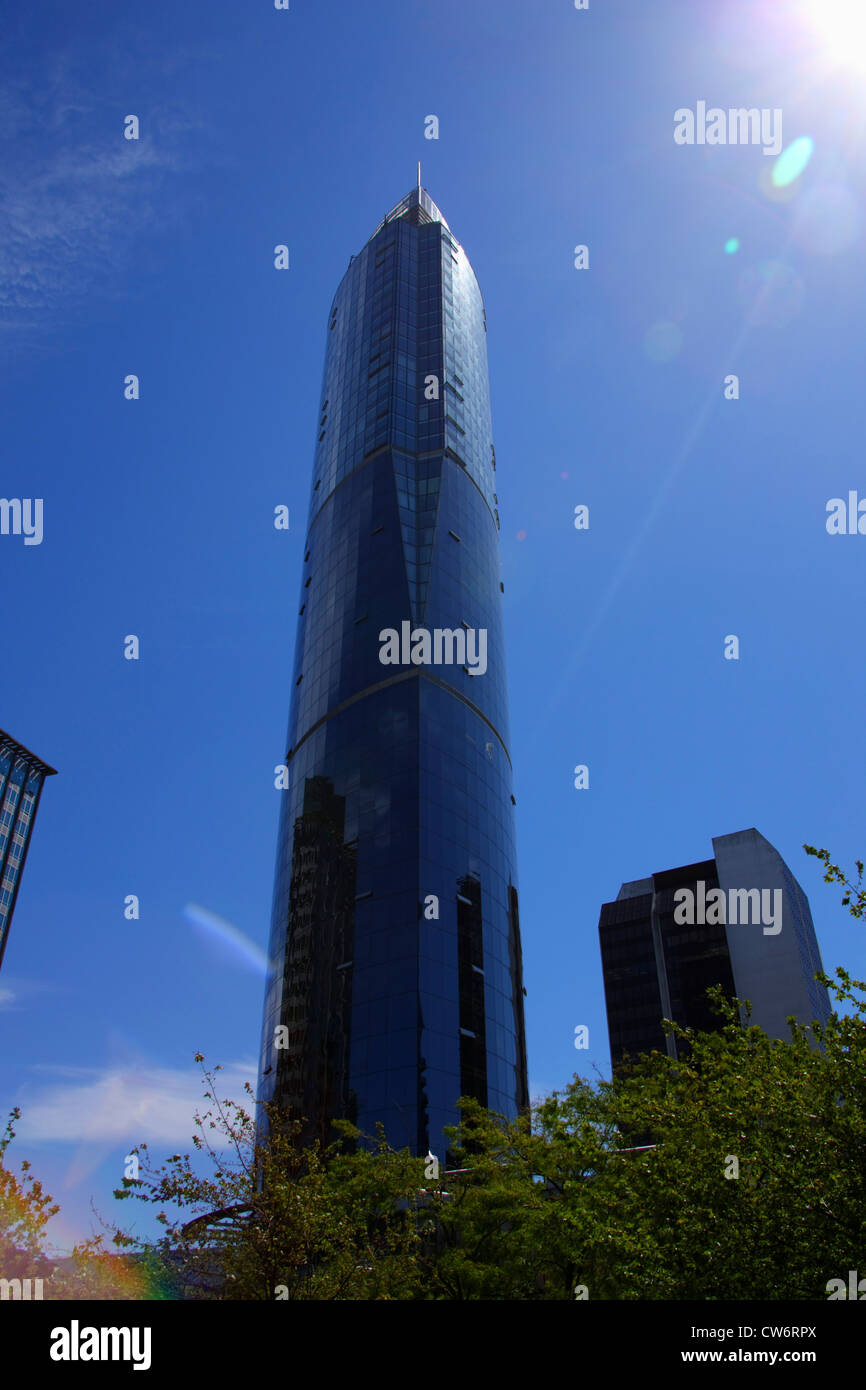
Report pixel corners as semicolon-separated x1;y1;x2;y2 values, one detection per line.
258;187;528;1156
0;730;56;973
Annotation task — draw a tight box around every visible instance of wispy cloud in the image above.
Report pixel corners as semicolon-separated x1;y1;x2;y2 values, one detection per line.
0;975;59;1012
15;1058;256;1151
0;38;209;330
0;143;173;312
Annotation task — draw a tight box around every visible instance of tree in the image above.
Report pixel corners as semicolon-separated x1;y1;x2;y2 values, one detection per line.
405;965;865;1300
112;1057;426;1299
804;844;865;918
591;974;866;1298
106;845;866;1300
0;1107;59;1279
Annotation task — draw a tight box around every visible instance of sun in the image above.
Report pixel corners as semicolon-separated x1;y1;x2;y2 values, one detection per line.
802;0;866;71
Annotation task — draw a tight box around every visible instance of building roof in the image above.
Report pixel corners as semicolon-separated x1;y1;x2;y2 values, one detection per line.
365;185;451;246
0;728;57;777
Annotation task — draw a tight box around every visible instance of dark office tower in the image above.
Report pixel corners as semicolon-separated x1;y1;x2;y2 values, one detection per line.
259;185;528;1156
0;730;56;974
598;828;831;1068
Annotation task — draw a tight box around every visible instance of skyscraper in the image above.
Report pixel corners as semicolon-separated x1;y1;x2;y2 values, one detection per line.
258;184;528;1156
598;828;831;1067
0;729;56;974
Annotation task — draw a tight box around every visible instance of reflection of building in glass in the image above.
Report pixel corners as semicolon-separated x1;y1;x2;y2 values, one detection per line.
0;730;57;974
598;828;831;1068
456;873;487;1108
258;184;528;1155
271;777;357;1149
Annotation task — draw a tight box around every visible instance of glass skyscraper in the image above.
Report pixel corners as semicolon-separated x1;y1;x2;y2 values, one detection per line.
598;828;831;1068
258;184;528;1157
0;729;56;974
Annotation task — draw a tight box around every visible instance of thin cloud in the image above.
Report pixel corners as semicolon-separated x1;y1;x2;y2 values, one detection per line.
0;135;179;315
0;40;210;328
15;1059;257;1149
0;975;59;1012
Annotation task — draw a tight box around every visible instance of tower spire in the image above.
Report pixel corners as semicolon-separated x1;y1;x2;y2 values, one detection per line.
417;160;421;191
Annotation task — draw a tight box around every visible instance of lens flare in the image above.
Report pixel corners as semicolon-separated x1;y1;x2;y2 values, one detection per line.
772;136;814;187
184;903;270;976
801;0;866;72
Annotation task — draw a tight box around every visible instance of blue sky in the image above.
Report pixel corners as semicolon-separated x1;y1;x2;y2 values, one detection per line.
1;0;864;1253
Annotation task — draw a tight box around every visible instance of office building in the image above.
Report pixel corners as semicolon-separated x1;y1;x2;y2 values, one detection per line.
599;828;831;1066
0;729;56;973
258;183;528;1155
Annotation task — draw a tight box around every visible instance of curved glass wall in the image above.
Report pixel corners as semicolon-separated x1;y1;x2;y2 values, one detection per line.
258;188;528;1156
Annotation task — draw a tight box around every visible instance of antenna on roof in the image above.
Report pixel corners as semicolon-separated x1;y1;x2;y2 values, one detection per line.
417;160;421;191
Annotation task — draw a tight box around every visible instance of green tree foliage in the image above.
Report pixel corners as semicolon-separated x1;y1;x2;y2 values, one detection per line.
0;1107;59;1277
583;973;866;1298
112;1058;427;1299
7;845;865;1300
804;844;865;918
107;965;865;1301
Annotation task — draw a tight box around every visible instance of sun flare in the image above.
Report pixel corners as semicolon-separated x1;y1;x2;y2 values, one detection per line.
802;0;866;72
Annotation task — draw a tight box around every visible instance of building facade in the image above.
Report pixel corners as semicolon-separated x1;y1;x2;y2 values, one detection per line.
0;730;56;974
598;828;831;1066
258;185;528;1156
